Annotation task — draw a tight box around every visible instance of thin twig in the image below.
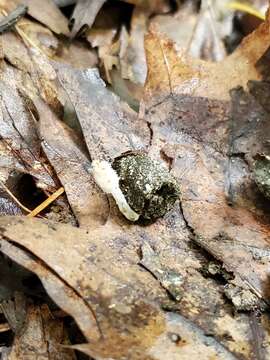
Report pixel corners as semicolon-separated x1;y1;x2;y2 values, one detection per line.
27;187;65;218
0;322;11;333
227;1;265;20
15;24;47;55
0;180;31;214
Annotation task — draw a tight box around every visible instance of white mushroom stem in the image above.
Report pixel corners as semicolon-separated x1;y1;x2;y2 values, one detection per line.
91;160;140;222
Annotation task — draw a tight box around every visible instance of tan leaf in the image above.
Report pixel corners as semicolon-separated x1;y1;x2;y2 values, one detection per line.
14;0;69;35
144;8;270;103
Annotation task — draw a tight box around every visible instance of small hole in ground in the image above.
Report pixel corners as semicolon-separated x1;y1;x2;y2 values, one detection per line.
15;174;47;211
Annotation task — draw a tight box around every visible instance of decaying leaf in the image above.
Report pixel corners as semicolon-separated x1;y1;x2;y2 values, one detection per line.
0;0;269;358
139;242;184;300
0;216;254;359
5;301;76;359
0;239;101;342
142;7;270;306
53;63;150;162
0;64;56;192
35;97;108;227
144;7;270;103
1;292;27;335
1;32;34;73
0;195;22;216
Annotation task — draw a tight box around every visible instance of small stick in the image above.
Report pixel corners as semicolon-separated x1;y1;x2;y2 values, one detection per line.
14;23;44;53
27;187;65;218
227;2;265;20
0;4;28;34
0;322;10;332
0;323;11;333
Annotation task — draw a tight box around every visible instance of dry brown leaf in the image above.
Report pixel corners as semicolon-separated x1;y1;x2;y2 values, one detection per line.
185;0;236;61
85;1;121;46
85;2;121;82
28;50;62;112
0;64;56;191
142;9;270;304
1;239;101;342
87;27;118;82
0;216;168;359
144;8;270;103
0;216;247;359
53;63;150;162
34;97;108;228
6;302;76;359
0;17;62;112
34;50;269;358
187;2;227;61
72;312;239;360
0;44;61;115
0;2;269;358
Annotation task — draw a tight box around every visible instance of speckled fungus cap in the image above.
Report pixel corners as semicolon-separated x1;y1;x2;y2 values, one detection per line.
254;154;270;200
113;153;180;220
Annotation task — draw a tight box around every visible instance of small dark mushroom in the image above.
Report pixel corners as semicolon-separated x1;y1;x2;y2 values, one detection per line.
113;153;180;221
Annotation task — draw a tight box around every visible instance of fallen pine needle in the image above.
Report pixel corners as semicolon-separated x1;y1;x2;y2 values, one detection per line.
27;187;65;218
0;180;31;214
227;1;265;20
